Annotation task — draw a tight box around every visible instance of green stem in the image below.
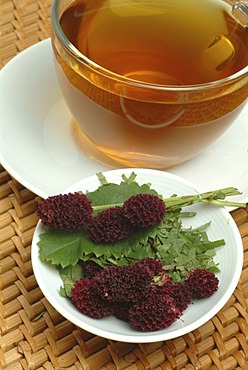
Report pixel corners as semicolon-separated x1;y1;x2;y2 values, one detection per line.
92;187;246;212
93;202;124;212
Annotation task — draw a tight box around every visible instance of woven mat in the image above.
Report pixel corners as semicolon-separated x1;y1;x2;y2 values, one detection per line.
0;1;248;369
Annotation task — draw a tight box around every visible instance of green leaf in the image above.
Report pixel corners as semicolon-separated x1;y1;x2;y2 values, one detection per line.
38;229;84;268
86;174;159;211
59;263;84;297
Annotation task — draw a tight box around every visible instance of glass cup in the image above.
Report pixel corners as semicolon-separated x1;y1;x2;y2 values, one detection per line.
51;0;248;169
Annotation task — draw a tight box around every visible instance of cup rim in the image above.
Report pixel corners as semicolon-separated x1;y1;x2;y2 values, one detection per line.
51;0;248;92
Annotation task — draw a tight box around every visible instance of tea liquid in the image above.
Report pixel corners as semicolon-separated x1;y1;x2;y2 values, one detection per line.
60;0;248;85
55;0;248;168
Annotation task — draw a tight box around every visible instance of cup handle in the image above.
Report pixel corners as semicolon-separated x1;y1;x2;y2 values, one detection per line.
228;0;248;27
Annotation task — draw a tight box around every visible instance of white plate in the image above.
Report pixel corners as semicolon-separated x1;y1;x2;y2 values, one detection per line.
32;168;243;343
1;39;248;200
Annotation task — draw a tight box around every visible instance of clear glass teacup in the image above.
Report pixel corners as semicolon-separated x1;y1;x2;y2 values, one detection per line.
51;0;248;169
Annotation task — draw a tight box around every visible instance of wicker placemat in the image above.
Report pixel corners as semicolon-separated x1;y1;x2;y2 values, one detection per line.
1;165;248;370
1;1;248;369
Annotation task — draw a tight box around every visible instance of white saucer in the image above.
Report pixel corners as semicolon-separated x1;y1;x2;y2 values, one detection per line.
1;38;248;200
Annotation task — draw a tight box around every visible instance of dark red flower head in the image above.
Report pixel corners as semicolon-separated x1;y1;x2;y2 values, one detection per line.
123;193;166;228
172;282;192;313
37;192;93;229
93;262;154;303
71;277;113;319
134;257;164;276
87;206;133;244
82;260;103;279
129;291;181;331
185;268;219;299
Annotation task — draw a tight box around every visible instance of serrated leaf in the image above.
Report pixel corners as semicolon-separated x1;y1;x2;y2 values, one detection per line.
86;178;159;210
38;230;84;268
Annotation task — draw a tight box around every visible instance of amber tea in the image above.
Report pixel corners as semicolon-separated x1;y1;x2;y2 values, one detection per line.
52;0;248;168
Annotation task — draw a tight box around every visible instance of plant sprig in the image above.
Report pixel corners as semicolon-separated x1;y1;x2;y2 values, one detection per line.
37;172;245;287
91;186;245;212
